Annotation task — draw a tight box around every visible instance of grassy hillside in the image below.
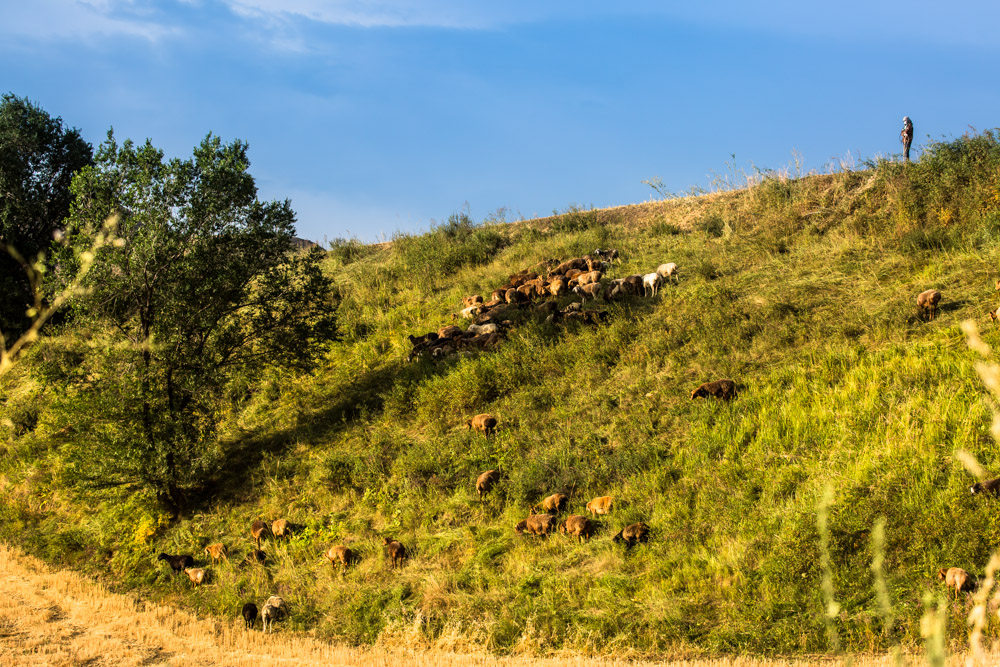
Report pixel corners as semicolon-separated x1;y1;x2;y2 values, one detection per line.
5;131;1000;658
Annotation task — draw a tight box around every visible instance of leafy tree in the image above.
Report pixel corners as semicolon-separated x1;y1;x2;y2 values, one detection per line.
0;93;92;340
49;132;336;513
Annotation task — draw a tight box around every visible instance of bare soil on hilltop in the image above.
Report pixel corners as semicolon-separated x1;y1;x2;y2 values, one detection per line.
0;541;976;666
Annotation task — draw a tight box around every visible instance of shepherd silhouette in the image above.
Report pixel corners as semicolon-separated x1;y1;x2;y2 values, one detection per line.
900;116;914;161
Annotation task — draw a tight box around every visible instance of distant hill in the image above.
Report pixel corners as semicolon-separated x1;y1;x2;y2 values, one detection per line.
290;236;320;251
4;131;1000;659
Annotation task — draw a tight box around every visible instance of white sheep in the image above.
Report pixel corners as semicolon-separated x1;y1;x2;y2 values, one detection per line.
467;322;499;335
656;262;678;283
261;595;286;633
457;305;481;320
642;272;662;297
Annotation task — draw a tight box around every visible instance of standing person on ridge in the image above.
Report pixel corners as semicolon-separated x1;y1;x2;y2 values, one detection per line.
900;116;914;161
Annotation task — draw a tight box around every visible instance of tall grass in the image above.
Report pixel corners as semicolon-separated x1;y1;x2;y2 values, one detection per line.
5;132;1000;659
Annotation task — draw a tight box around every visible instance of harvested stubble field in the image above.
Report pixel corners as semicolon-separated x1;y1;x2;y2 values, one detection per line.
0;542;978;666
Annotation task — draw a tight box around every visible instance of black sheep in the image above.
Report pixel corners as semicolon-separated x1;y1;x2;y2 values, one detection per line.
241;602;258;629
157;553;194;573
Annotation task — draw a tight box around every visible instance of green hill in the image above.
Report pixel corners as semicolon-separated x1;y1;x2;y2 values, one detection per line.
5;131;1000;658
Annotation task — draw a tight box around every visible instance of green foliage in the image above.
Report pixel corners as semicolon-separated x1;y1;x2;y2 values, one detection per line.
0;93;93;338
392;211;508;288
9;129;1000;658
45;132;336;513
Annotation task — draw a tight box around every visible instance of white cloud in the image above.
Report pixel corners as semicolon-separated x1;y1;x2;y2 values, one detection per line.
1;0;177;43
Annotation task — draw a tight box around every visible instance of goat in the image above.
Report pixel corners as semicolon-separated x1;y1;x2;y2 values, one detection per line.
970;477;1000;495
612;522;650;548
250;520;270;548
383;537;408;568
203;543;227;565
157;553;194;574
938;567;978;600
917;289;942;321
691;379;738;401
466;413;498;435
184;567;207;586
533;493;568;514
559;515;596;542
241;602;258;630
261;595;286;633
515;514;558;537
586;496;613;515
476;469;501;500
642;272;662;297
324;545;358;570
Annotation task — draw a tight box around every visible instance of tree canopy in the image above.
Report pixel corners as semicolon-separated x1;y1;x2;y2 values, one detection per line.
48;132;336;513
0;93;92;339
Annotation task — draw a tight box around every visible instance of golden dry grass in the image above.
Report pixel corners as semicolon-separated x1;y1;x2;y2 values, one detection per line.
0;540;993;666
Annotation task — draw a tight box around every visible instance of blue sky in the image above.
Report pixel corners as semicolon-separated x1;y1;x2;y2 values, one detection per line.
2;1;999;242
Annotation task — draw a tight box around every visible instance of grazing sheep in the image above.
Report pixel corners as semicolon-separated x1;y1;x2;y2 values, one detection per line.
203;543;227;565
990;308;999;325
241;602;258;630
572;283;602;303
549;278;568;297
438;325;463;338
271;519;293;540
559;515;596;542
586;496;613;516
157;553;194;574
467;322;499;336
458;305;482;320
534;493;569;514
623;274;643;293
466;413;498;436
552;258;588;275
917;289;942;321
691;379;738;401
642;272;662;297
462;295;484;307
515;514;559;537
407;332;439;347
970;477;1000;495
251;520;270;548
383;537;408;568
562;302;582;313
938;567;977;599
476;469;501;500
184;567;207;586
574;270;603;287
656;262;678;283
324;545;357;570
261;595;286;633
612;522;650;548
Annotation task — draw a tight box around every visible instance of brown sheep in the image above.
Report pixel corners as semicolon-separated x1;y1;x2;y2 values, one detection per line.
271;519;293;540
490;288;506;302
535;300;559;315
437;325;463;339
466;413;498;435
691;379;738;401
552;258;588;275
203;543;228;565
559;514;596;542
586;496;613;516
407;332;439;347
564;268;585;283
938;567;977;599
989;308;999;325
917;289;942;321
970;477;1000;495
623;275;643;293
462;295;484;307
250;520;270;548
324;545;358;569
476;469;501;500
572;283;602;302
548;278;568;297
184;567;207;586
574;270;603;287
612;522;650;547
383;537;407;568
515;514;558;536
534;493;568;514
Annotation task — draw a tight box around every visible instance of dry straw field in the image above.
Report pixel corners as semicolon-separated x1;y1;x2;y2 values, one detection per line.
0;540;991;666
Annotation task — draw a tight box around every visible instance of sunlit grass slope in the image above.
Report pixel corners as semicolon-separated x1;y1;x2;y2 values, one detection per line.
6;131;1000;658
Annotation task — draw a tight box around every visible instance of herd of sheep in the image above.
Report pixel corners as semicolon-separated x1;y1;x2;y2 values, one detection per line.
150;247;977;628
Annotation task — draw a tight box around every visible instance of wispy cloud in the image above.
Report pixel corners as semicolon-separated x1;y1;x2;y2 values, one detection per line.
1;0;178;43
